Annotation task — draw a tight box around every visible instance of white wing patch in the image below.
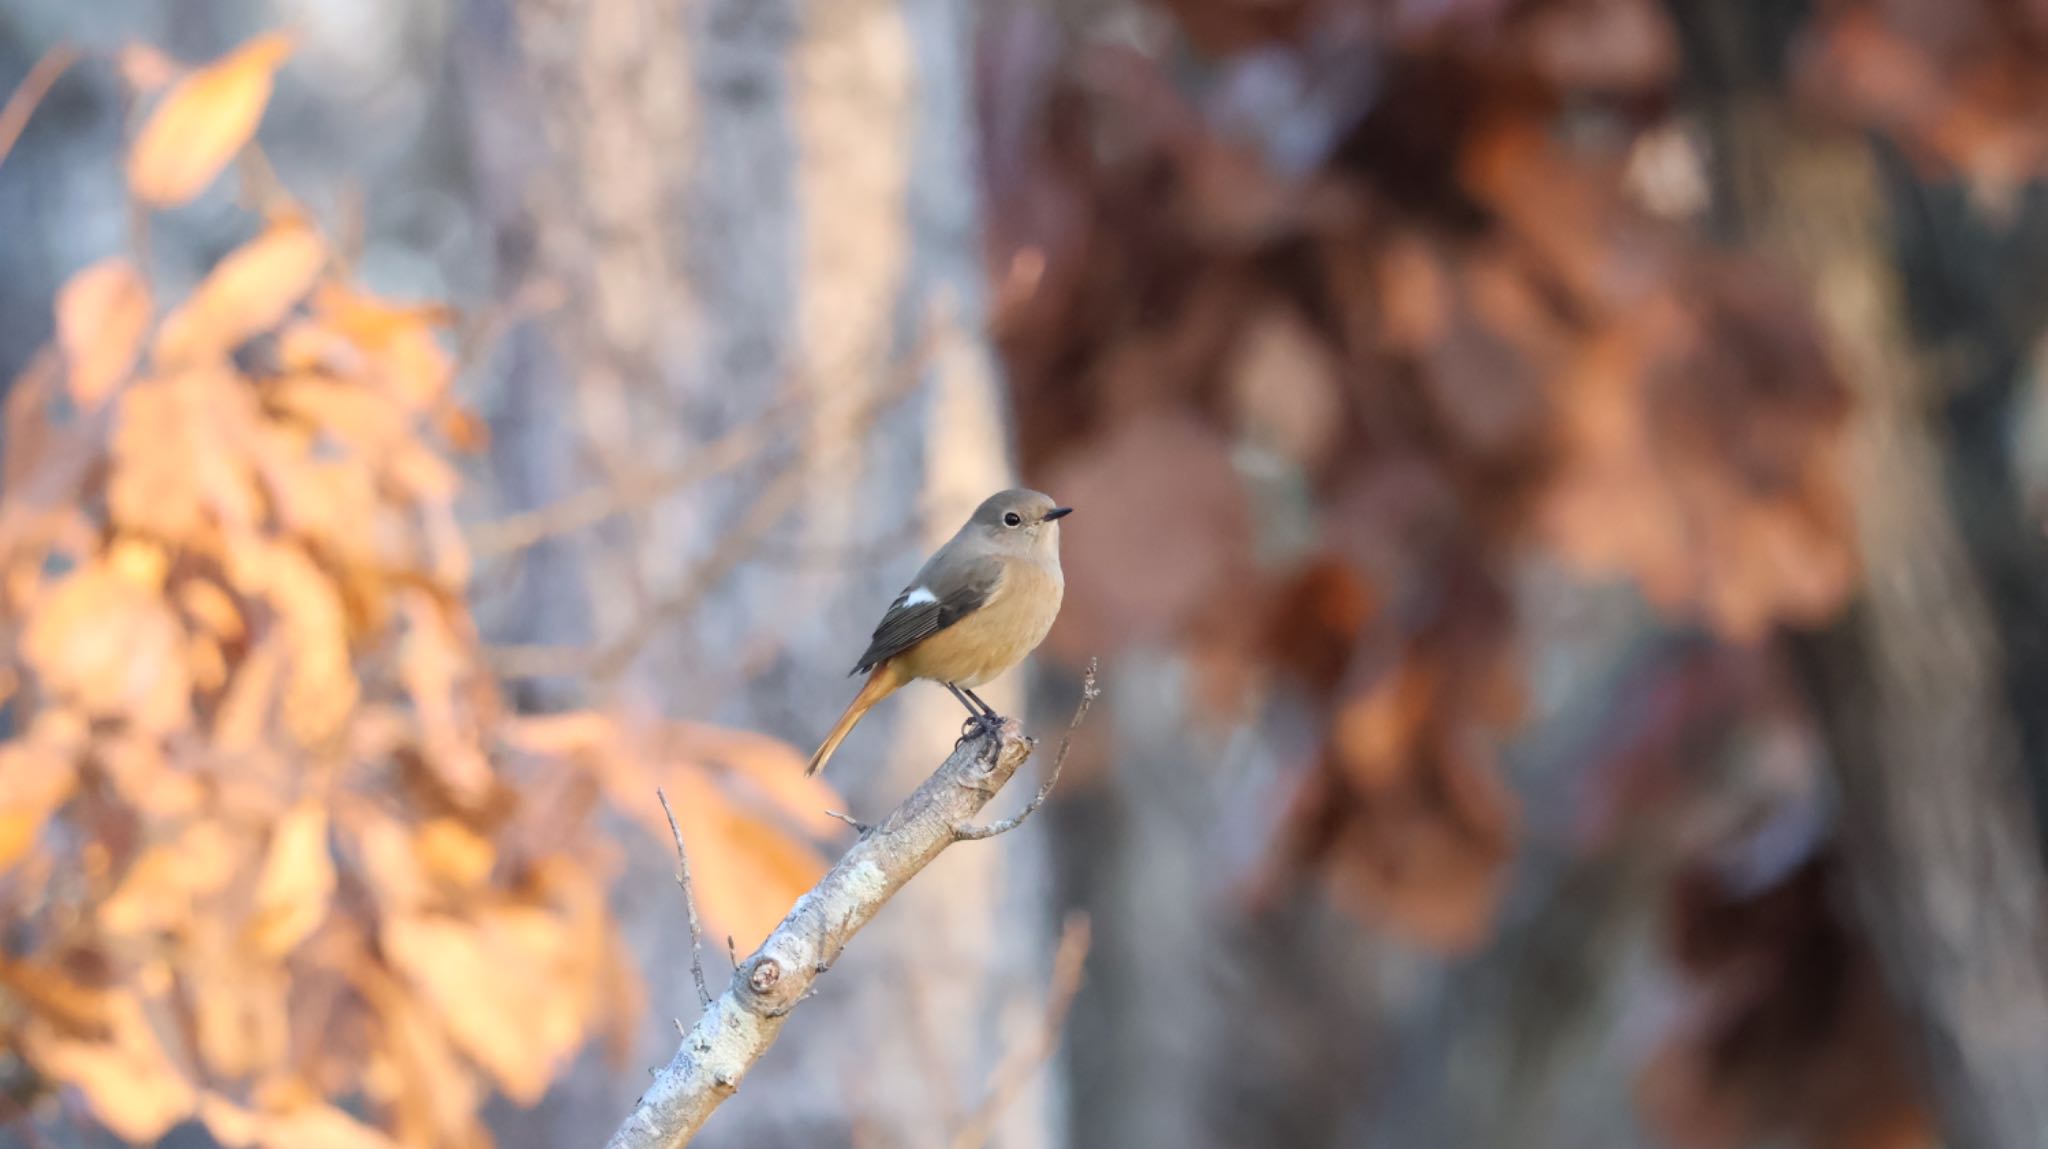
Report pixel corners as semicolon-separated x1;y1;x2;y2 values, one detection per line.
902;586;938;607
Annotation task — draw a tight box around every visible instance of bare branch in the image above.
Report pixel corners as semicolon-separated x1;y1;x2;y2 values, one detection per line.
823;809;870;834
0;44;77;171
603;696;1095;1149
469;327;935;564
467;397;804;561
655;788;713;1010
949;913;1092;1149
954;660;1098;841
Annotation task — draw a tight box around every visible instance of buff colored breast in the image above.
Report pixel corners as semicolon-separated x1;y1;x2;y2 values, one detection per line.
897;557;1064;688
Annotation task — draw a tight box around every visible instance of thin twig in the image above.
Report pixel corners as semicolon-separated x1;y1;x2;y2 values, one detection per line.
469;328;933;562
468;395;802;561
0;44;79;172
954;659;1099;841
486;365;931;683
588;462;811;682
949;913;1093;1149
656;788;713;1010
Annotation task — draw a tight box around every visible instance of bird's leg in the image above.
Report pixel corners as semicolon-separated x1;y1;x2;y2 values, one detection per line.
946;682;999;744
944;682;981;717
961;686;1003;722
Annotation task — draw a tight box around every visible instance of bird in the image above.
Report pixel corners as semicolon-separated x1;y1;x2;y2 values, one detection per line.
806;488;1071;776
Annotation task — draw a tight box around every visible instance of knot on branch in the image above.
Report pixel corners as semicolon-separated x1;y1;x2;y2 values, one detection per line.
734;953;804;1017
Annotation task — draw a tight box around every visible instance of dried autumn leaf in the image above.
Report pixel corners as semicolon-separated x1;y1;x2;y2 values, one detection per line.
110;368;263;539
667;720;844;838
398;592;492;801
354;965;483;1146
661;766;828;949
21;555;191;733
414;818;494;890
184;932;289;1078
382;911;583;1104
247;799;335;956
56;257;152;409
127;32;294;207
155;217;327;366
310;284;457;409
23;990;196;1141
100;821;242;936
0;743;72;875
224;538;358;742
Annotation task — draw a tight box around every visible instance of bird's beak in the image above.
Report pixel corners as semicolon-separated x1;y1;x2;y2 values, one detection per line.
1045;506;1073;521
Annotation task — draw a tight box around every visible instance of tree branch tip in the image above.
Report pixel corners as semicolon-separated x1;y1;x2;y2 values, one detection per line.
824;808;871;835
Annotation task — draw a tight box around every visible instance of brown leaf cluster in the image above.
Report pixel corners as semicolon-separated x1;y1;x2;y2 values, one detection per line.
1799;2;2048;213
1641;853;1932;1149
986;0;1854;955
0;33;835;1149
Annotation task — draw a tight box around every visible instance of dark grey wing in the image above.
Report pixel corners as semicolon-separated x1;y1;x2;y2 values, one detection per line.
852;555;1003;674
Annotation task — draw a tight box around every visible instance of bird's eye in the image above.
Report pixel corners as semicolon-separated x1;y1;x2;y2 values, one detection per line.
1003;511;1023;527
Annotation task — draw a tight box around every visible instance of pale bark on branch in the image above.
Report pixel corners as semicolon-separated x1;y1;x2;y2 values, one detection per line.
604;665;1097;1149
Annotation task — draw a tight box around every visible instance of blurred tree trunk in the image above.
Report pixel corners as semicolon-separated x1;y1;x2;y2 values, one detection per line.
454;1;1058;1147
1673;3;2048;1144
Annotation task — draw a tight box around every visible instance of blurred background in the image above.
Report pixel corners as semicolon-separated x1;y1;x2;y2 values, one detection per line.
3;0;2048;1147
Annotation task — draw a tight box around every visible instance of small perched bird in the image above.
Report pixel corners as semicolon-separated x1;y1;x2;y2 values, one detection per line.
806;488;1071;776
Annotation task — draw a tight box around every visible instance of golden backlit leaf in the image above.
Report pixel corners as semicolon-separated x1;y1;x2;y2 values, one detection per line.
398;592;491;801
666;720;844;838
251;421;382;570
344;803;429;913
310;284;457;410
270;375;410;457
660;766;827;950
177;576;246;641
354;964;483;1146
56;257;152;409
185;931;289;1078
24;991;196;1141
0;743;72;875
100;820;242;936
110;368;263;538
381;911;584;1104
224;538;358;742
247;799;335;956
155;218;327;366
214;633;285;752
127;32;294;207
98;731;204;817
414;819;494;890
21;555;191;733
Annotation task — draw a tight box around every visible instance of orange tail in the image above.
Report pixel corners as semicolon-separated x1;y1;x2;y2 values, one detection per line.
807;662;905;776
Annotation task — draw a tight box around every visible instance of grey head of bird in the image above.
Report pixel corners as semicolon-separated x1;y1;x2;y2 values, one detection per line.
963;488;1072;556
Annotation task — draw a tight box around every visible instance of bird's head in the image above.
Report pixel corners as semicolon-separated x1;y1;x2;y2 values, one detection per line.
969;488;1071;555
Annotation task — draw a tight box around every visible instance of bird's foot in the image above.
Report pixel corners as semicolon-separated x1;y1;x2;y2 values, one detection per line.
955;711;1005;747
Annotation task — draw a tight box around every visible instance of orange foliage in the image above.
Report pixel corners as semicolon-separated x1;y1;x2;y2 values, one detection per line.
0;32;834;1149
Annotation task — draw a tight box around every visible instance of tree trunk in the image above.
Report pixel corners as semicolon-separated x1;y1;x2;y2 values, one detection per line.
454;1;1058;1145
1672;3;2048;1143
